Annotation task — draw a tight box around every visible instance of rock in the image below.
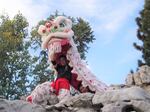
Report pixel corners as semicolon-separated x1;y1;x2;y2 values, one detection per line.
1;86;150;112
101;102;126;112
47;94;59;105
139;66;150;84
1;65;150;112
57;93;94;108
126;73;134;86
140;71;150;84
74;107;97;112
45;105;71;112
143;85;150;95
126;65;150;86
0;95;5;99
0;99;45;112
131;100;150;112
108;84;127;90
133;72;142;86
92;86;150;105
101;100;150;112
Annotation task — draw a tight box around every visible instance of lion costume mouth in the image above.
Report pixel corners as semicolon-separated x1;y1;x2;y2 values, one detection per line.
42;30;74;51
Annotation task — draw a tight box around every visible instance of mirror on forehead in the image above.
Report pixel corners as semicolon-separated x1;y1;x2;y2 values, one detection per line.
59;21;66;27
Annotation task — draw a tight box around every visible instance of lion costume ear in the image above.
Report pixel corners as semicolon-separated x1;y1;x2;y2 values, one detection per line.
38;25;47;36
54;16;72;30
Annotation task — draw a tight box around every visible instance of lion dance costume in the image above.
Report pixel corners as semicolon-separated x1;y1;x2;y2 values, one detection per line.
26;16;108;104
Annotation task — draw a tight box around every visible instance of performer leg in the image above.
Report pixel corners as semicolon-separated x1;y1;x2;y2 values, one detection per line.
54;78;70;102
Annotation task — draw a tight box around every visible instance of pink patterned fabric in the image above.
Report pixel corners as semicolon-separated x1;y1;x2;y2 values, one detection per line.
26;78;71;104
46;39;108;92
66;46;108;92
26;82;53;104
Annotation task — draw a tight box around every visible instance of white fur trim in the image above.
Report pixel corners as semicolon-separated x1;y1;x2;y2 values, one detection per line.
38;25;47;36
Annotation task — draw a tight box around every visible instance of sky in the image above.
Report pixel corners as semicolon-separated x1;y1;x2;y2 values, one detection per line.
0;0;144;85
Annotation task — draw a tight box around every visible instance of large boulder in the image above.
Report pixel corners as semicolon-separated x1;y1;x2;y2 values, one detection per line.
93;86;150;112
0;99;45;112
1;87;150;112
92;86;150;104
126;65;150;86
126;65;150;95
1;65;150;112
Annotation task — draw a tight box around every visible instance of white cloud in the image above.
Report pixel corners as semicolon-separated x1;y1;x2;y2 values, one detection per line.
0;0;143;56
0;0;51;27
92;0;143;45
0;0;142;30
99;1;141;31
51;0;97;17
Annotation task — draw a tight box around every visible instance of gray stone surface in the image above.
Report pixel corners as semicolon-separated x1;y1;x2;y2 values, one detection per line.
126;65;150;86
101;100;150;112
139;66;150;84
63;93;94;107
126;73;134;86
0;99;45;112
1;86;150;112
1;65;150;112
134;72;143;86
92;86;150;105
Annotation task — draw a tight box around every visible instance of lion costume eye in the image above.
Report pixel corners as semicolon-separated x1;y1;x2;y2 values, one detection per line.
59;23;65;27
59;20;66;28
54;26;58;29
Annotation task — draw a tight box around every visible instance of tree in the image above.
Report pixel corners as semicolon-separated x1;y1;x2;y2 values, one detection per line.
134;0;150;66
72;18;95;59
0;13;34;99
30;11;95;84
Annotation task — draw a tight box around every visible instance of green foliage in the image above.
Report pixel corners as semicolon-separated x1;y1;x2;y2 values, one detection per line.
0;13;33;99
134;0;150;66
72;18;95;59
32;51;53;85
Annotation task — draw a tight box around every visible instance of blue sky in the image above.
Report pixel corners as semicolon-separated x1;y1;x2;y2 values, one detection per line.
0;0;144;85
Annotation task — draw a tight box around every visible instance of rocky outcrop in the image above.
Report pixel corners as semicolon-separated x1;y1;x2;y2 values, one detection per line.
126;65;150;94
1;87;150;112
1;65;150;112
126;65;150;86
0;99;45;112
93;86;150;112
